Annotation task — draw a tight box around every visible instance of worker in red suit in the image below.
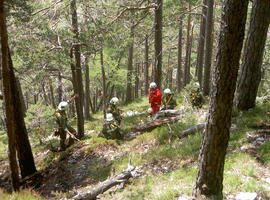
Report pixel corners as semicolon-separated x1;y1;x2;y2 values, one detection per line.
148;82;162;115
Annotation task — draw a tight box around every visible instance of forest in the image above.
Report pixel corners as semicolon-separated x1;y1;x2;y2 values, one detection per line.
0;0;270;199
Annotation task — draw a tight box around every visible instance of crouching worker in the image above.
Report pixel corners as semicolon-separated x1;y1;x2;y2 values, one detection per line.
161;88;177;110
54;101;79;151
99;113;123;140
108;97;123;125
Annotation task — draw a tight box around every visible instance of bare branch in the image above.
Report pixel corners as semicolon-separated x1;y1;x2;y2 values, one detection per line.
111;3;156;23
32;0;63;16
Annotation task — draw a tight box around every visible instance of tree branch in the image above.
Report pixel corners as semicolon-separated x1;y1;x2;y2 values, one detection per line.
64;166;140;200
111;3;156;23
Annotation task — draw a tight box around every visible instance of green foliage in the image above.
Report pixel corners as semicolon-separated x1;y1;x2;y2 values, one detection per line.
0;131;7;159
0;189;44;200
25;100;55;145
224;153;265;193
6;0;33;22
259;141;270;165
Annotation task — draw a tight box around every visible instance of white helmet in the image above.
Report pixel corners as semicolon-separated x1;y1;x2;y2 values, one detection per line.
58;101;68;111
110;97;119;105
147;108;152;113
164;88;172;94
106;113;114;122
149;82;157;89
193;82;200;88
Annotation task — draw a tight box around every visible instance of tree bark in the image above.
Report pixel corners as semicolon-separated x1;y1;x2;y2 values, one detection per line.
189;22;194;80
126;25;135;103
235;0;270;110
0;2;20;190
154;0;163;89
194;0;248;199
144;35;149;95
202;0;214;96
84;55;91;120
196;0;207;88
71;0;84;138
1;1;37;189
135;63;139;99
70;48;84;138
57;71;63;103
100;49;106;119
176;17;183;92
49;79;56;108
167;49;173;89
16;77;27;116
42;82;49;106
184;5;191;86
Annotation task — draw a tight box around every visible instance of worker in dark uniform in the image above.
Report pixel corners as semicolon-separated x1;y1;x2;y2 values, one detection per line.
108;97;123;125
161;88;177;110
100;113;122;140
54;101;78;151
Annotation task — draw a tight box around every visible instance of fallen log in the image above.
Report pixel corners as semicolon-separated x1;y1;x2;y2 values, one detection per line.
152;109;184;120
65;166;140;200
132;116;181;133
122;110;147;117
249;122;270;129
178;123;206;139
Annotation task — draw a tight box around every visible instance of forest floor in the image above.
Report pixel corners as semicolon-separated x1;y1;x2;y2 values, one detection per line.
1;95;270;200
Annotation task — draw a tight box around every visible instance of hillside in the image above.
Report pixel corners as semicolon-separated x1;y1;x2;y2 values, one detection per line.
1;95;270;200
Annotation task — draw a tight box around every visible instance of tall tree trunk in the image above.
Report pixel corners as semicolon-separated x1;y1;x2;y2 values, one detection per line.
42;82;49;106
196;0;207;88
176;17;183;92
57;71;63;103
94;88;98;112
144;36;149;95
0;1;20;190
49;79;56;108
0;1;37;185
167;49;172;89
184;5;191;86
126;25;135;103
189;22;194;80
25;91;29;109
34;94;38;104
151;57;155;81
0;52;2;96
84;55;91;120
154;0;163;89
202;0;214;95
135;63;139;99
16;77;27;116
71;0;84;138
194;0;248;199
70;48;83;138
235;0;270;110
100;49;106;119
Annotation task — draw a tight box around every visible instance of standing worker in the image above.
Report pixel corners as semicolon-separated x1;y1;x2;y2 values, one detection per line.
54;95;78;151
161;88;177;110
148;82;162;114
